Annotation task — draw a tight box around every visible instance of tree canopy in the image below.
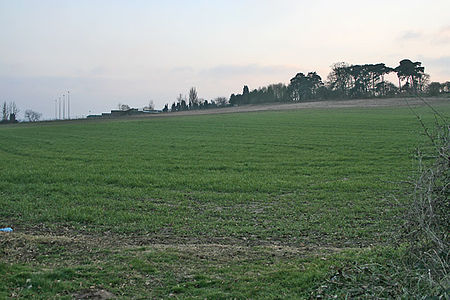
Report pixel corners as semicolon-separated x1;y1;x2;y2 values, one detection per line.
160;59;446;113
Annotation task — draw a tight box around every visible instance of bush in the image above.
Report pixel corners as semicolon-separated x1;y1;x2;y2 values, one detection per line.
402;113;449;294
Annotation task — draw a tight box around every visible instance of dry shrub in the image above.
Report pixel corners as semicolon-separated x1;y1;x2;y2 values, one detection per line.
403;111;449;294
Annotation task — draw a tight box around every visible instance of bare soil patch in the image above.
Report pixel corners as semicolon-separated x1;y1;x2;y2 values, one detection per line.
73;288;116;300
1;230;356;267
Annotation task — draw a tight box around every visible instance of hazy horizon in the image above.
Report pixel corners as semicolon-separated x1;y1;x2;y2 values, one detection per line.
1;0;449;119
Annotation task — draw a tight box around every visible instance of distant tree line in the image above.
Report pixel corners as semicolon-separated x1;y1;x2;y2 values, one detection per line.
163;87;229;113
161;59;449;112
1;101;42;124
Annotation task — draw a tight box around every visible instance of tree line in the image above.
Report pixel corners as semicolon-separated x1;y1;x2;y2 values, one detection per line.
162;59;449;111
1;101;42;124
162;87;228;112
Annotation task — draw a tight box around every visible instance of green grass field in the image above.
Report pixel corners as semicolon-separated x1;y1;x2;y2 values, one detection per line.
1;103;448;298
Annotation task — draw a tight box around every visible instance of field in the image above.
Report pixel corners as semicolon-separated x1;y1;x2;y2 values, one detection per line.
1;100;449;298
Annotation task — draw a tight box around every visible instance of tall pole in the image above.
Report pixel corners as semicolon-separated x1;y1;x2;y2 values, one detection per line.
55;99;57;120
59;97;61;119
63;94;65;119
67;91;70;120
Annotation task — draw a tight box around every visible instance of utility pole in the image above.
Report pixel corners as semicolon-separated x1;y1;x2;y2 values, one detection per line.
63;94;65;119
67;91;70;120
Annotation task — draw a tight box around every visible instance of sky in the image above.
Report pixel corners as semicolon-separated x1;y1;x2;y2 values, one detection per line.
1;0;449;119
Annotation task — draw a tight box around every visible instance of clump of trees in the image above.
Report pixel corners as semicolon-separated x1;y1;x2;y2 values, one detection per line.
117;103;131;111
1;101;44;124
1;101;19;124
289;72;323;101
426;81;450;96
327;62;396;98
160;59;448;113
230;83;289;105
394;59;427;92
165;87;229;112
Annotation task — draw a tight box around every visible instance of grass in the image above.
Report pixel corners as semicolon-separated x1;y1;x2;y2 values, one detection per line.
1;103;449;298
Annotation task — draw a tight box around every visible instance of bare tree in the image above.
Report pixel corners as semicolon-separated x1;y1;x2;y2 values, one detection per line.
189;87;199;108
176;94;184;104
118;103;130;111
24;109;42;122
8;101;19;116
2;101;7;121
144;100;155;110
214;97;228;107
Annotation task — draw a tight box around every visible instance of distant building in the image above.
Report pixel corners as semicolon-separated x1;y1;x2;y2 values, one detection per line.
86;108;161;119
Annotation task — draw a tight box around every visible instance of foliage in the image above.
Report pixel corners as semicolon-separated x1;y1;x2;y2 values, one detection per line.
161;59;447;111
427;82;443;96
326;62;394;98
326;62;352;97
394;59;426;92
289;72;323;101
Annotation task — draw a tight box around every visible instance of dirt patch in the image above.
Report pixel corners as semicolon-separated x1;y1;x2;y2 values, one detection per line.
73;288;116;299
1;230;359;267
135;243;355;263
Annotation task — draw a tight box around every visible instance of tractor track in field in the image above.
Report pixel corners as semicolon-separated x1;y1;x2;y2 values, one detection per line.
1;231;361;266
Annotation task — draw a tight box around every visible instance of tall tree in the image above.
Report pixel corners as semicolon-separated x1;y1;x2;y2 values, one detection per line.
269;83;289;102
394;59;425;92
289;72;323;101
242;86;250;104
176;93;186;109
2;101;7;121
327;62;352;97
229;94;237;105
307;72;323;96
8;101;19;117
372;63;393;96
289;73;307;101
188;87;199;109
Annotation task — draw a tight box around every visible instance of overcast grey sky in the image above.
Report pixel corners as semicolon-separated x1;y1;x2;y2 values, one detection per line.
1;0;449;119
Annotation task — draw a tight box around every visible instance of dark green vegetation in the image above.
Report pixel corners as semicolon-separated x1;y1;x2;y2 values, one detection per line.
164;59;449;113
1;103;449;298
